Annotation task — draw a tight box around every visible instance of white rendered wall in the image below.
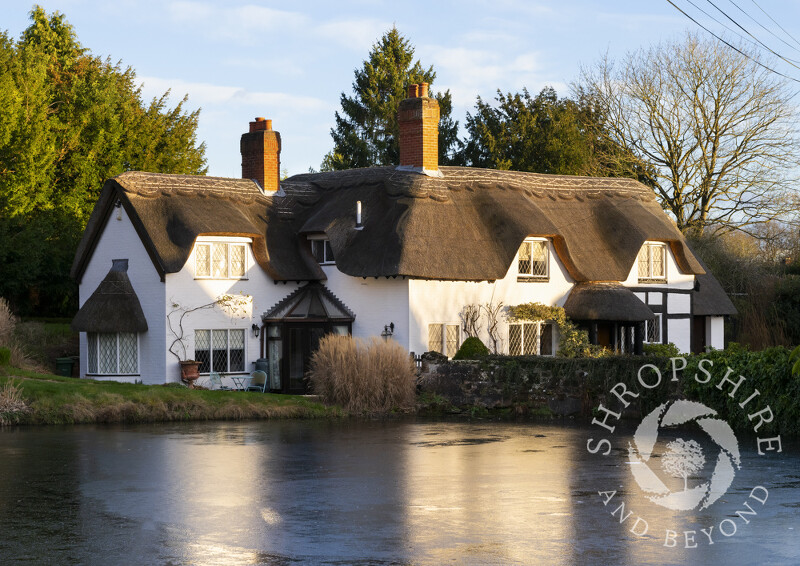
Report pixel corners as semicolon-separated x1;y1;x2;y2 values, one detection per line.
165;236;300;386
708;316;725;350
408;239;575;355
667;318;692;353
322;267;410;348
78;206;166;384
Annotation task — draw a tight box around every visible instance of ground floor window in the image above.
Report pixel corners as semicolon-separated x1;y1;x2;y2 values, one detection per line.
87;332;138;374
428;323;460;358
508;322;555;356
195;329;245;373
645;314;662;344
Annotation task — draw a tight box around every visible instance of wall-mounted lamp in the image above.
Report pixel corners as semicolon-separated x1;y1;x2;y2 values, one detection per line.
252;324;260;338
381;322;395;340
114;199;122;221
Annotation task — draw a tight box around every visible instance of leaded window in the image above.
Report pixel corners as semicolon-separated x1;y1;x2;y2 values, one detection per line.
645;315;662;344
518;239;549;280
195;329;246;373
428;323;460;357
637;243;666;281
87;332;138;374
195;242;248;279
508;322;555;356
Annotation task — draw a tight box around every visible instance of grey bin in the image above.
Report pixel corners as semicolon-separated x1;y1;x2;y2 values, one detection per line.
254;358;268;373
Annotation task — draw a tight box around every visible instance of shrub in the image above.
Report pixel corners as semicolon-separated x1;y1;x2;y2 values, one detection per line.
0;298;15;346
643;342;681;358
0;347;9;366
453;336;490;359
309;335;416;413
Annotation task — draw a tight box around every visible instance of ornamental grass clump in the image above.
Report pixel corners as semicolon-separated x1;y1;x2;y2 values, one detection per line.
309;335;416;414
0;380;30;426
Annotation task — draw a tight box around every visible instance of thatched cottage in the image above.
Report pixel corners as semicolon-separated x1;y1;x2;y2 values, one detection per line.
71;83;735;392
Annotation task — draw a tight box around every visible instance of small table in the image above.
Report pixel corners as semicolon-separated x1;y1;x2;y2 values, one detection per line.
229;375;252;391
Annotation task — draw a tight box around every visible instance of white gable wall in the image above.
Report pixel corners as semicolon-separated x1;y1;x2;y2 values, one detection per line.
321;267;410;348
408;239;574;355
78;206;166;384
165;237;300;385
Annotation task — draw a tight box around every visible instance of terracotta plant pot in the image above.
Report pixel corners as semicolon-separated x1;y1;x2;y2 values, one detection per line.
180;360;201;382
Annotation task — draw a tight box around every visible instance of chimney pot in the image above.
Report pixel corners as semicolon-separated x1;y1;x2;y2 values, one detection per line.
242;118;281;192
418;82;429;98
408;84;419;98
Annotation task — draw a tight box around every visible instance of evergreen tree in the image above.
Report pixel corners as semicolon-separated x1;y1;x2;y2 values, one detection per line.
461;86;652;182
461;87;594;175
321;28;459;170
0;7;207;316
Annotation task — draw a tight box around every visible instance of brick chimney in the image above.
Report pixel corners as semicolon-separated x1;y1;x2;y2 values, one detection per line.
398;82;440;173
241;117;281;193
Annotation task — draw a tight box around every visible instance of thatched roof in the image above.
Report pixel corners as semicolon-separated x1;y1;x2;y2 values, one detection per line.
564;282;655;322
282;166;705;282
691;254;737;316
72;167;714;292
71;172;323;283
71;259;148;332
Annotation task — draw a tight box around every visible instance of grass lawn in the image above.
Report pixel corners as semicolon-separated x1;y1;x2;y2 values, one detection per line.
0;366;344;426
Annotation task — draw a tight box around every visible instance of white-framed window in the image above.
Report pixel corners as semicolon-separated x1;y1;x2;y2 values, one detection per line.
517;239;549;281
645;314;662;344
428;323;460;358
87;332;138;374
195;329;246;374
637;242;667;282
508;322;555;356
309;237;335;265
195;241;247;279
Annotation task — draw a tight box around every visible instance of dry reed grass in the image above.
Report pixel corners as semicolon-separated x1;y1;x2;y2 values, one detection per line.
0;380;30;425
0;298;16;346
309;335;416;413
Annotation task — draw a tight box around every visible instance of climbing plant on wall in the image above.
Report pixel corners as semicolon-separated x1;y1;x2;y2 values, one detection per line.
507;302;601;358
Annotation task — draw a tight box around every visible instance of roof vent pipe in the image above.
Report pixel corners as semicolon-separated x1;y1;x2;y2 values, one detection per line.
355;201;363;230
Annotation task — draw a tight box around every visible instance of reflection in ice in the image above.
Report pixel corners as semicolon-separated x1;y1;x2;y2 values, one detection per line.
0;420;796;565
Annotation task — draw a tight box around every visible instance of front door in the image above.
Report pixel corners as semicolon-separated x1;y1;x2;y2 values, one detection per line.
285;323;327;394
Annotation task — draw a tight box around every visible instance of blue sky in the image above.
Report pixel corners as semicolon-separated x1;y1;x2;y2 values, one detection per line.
4;1;800;177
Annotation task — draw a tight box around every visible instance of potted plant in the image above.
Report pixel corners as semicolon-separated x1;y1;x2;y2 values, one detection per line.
179;360;201;383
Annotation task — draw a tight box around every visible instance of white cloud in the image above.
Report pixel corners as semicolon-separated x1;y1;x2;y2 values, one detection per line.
315;18;394;52
165;1;307;44
137;76;332;114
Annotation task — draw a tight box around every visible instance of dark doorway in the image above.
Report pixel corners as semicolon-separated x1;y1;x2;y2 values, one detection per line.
286;324;327;394
692;316;707;354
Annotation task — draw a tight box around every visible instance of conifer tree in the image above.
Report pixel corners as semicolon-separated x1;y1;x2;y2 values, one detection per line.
322;28;458;170
0;6;207;316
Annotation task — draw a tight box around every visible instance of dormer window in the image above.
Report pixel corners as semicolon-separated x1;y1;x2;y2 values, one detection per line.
518;238;549;281
309;237;335;265
637;242;667;282
194;239;248;279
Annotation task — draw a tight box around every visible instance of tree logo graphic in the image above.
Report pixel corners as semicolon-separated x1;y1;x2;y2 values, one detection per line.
628;400;741;511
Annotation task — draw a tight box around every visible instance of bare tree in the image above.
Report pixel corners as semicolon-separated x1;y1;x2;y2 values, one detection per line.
662;438;706;492
482;301;504;354
577;33;799;237
459;304;481;338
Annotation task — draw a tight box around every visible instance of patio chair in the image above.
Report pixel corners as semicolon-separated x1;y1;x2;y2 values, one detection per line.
208;371;232;391
247;370;268;393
